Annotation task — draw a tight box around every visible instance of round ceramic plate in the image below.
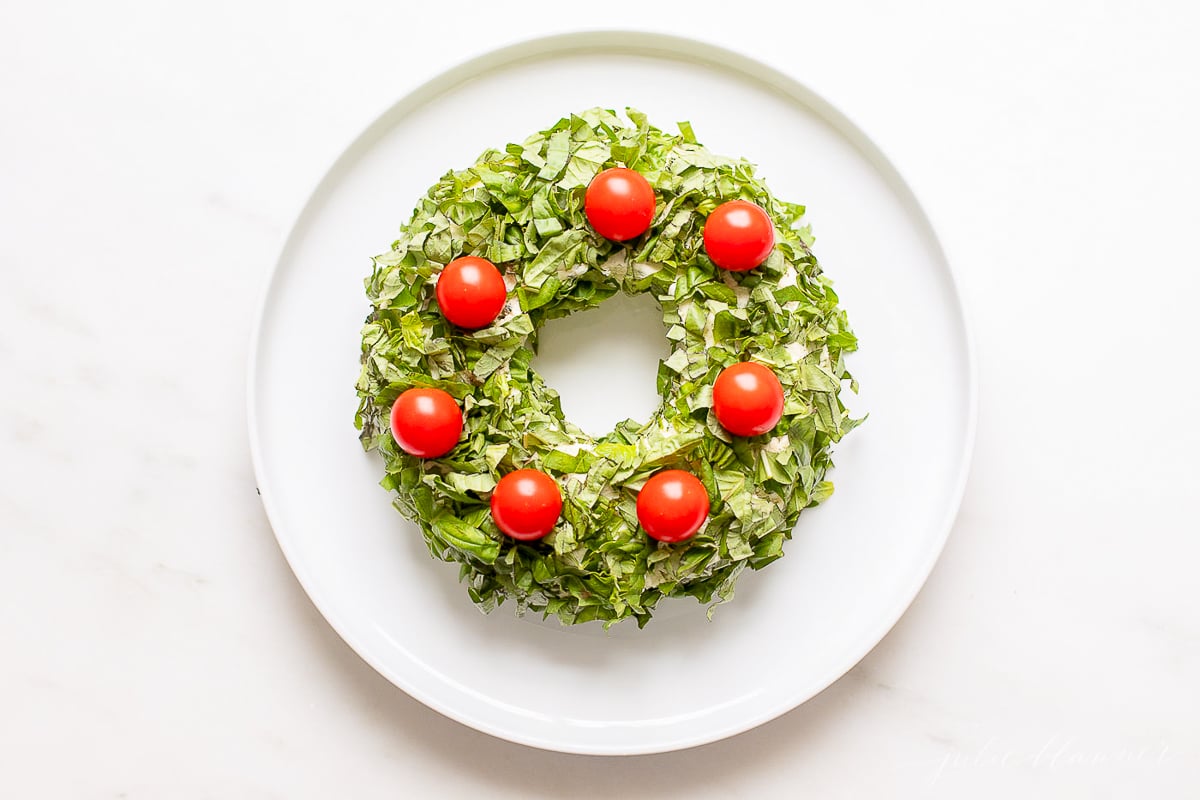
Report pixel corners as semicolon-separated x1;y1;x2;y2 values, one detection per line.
248;31;975;755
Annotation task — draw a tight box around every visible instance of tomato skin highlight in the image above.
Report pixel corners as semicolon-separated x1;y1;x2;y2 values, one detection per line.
636;470;711;543
491;469;563;541
435;256;507;329
713;362;785;437
584;167;656;241
702;200;775;271
389;388;463;459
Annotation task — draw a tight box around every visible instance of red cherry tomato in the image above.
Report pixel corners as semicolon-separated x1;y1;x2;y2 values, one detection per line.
435;256;507;329
636;470;710;543
490;469;563;541
584;167;656;241
713;362;785;437
389;388;463;459
703;200;775;271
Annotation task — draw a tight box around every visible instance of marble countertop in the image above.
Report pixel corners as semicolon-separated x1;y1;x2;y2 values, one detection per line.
3;1;1197;796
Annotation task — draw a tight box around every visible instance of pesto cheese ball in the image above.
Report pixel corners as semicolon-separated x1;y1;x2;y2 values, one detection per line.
355;108;860;628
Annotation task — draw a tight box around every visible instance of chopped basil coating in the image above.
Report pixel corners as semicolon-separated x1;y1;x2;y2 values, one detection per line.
356;108;861;628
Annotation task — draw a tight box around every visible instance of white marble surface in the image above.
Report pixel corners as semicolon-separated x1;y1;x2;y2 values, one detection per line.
2;1;1198;796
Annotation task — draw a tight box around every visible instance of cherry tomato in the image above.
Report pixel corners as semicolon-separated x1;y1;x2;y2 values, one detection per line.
636;470;710;543
490;469;563;541
389;388;463;459
702;200;775;271
713;362;785;437
435;256;507;329
584;167;656;241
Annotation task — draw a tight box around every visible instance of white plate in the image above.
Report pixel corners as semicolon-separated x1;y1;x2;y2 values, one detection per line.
248;31;975;755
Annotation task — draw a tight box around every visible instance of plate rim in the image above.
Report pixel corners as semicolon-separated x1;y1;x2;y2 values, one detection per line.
246;28;978;756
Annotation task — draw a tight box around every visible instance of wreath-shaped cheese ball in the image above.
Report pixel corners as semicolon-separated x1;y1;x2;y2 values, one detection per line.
355;108;860;628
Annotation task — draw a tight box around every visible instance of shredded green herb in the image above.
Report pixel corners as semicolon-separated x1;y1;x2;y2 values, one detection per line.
355;108;860;628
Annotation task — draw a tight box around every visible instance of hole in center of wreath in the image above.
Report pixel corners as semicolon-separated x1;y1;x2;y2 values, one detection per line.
532;291;670;438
